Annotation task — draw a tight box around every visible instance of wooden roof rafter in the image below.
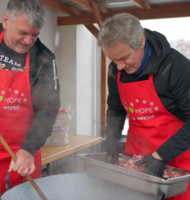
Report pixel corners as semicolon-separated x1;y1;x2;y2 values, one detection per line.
90;1;104;28
75;0;103;39
130;0;151;9
40;0;100;38
69;0;109;13
40;0;82;15
64;0;105;38
57;3;190;26
69;0;109;33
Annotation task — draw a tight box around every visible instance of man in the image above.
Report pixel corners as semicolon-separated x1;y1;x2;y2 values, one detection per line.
0;0;60;194
98;13;190;200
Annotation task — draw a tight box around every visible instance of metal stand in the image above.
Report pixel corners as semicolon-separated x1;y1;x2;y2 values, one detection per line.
5;172;24;190
154;190;165;200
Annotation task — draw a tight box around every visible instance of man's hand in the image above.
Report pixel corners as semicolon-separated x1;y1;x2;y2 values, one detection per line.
8;149;35;177
134;152;166;178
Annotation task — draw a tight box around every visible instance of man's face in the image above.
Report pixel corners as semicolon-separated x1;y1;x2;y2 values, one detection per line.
2;13;40;54
102;38;145;74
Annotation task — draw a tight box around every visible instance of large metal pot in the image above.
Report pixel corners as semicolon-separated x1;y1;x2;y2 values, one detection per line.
1;173;155;200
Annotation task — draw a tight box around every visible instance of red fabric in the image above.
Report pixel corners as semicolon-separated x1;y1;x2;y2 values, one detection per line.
0;30;41;195
117;72;190;199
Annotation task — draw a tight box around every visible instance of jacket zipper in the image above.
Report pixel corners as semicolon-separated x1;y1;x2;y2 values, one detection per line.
31;59;53;86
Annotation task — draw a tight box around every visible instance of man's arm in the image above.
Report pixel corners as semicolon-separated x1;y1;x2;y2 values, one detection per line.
156;52;190;163
21;60;61;155
9;60;60;176
106;62;127;164
106;108;126;163
135;51;190;177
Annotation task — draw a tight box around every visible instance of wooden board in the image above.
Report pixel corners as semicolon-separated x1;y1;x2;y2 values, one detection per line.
41;134;102;165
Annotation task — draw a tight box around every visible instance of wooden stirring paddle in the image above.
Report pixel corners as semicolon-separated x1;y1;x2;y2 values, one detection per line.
0;134;48;200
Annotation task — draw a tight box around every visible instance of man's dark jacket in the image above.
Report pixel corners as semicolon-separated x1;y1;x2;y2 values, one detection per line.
107;29;190;164
0;24;61;156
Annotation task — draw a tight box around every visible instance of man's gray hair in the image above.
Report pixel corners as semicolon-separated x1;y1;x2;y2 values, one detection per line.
98;13;145;50
6;0;45;30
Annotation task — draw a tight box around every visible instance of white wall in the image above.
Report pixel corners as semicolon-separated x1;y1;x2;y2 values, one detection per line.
0;0;8;19
56;25;77;135
39;7;59;54
56;24;101;136
52;11;101;136
76;25;95;136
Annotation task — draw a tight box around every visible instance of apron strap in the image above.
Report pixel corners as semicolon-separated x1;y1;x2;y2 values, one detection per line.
117;71;154;85
117;71;121;82
25;51;30;73
0;30;6;43
117;71;153;82
149;73;154;81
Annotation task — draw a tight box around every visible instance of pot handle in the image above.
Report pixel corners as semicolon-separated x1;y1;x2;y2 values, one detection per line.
154;190;165;200
5;172;24;190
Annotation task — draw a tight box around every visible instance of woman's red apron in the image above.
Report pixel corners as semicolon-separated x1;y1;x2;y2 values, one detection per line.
0;30;41;195
117;72;190;200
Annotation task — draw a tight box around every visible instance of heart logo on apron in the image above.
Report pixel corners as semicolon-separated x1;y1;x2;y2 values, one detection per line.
129;107;134;114
0;96;3;101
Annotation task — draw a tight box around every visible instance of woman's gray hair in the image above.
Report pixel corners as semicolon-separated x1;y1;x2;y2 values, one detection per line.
98;13;145;50
6;0;45;30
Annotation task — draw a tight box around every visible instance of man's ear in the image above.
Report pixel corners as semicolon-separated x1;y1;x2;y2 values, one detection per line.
2;13;10;29
141;34;146;49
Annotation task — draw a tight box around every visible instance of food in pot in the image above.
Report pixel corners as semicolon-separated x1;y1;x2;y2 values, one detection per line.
116;154;189;178
117;154;145;172
163;168;189;178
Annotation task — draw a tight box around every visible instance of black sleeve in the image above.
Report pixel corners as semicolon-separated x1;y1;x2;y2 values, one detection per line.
157;51;190;163
106;62;127;153
20;60;60;155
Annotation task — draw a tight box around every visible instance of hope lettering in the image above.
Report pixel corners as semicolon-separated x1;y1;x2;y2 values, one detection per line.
135;107;153;114
4;98;22;104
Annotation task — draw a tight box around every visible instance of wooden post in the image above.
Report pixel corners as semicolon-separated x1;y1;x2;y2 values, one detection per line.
101;50;108;138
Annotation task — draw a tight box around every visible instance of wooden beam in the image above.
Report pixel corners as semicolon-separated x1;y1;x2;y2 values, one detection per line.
58;12;95;25
58;3;190;26
40;0;82;15
69;0;109;13
41;0;100;39
91;1;103;27
84;24;99;38
130;0;151;9
99;5;109;14
70;0;92;10
101;51;108;138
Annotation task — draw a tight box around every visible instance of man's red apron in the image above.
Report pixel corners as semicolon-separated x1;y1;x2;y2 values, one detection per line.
0;30;41;194
117;72;190;200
